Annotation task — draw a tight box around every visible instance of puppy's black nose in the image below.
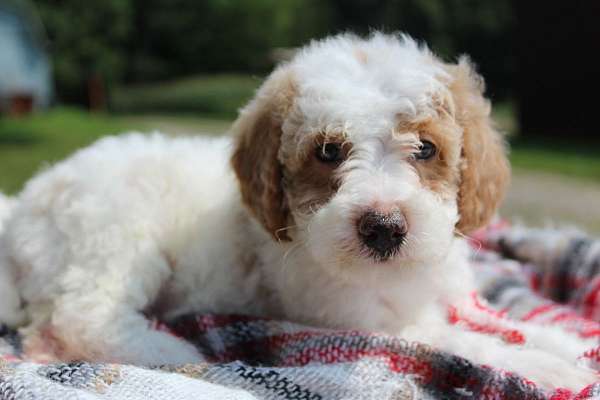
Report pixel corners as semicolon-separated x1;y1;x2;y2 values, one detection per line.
357;210;407;260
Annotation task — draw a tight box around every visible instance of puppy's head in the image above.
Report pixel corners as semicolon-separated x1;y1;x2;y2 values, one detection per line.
232;33;509;276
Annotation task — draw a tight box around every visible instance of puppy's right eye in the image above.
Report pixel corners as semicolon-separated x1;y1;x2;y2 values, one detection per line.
415;140;436;161
316;143;343;163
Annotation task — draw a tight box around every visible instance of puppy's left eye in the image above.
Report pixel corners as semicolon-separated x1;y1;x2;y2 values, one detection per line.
415;140;436;160
316;143;344;163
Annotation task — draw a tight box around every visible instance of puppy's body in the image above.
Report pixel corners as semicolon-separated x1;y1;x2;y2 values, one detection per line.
0;132;463;359
0;34;596;389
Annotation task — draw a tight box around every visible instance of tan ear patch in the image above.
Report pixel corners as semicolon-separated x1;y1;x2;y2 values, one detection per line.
447;58;510;233
230;68;297;241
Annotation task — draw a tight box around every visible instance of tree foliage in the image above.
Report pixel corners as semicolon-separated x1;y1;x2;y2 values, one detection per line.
33;0;514;104
35;0;132;104
123;0;330;81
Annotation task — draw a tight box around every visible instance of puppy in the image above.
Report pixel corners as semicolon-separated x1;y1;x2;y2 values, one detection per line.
0;33;596;390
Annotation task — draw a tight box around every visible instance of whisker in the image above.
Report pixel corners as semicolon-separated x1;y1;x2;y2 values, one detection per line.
282;240;303;265
281;234;310;279
455;229;482;254
275;224;298;241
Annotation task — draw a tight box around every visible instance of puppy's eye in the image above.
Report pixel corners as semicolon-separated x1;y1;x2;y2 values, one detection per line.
415;140;436;160
316;143;343;163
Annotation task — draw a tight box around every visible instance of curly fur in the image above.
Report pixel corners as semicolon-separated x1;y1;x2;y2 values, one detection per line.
0;33;595;390
448;58;511;233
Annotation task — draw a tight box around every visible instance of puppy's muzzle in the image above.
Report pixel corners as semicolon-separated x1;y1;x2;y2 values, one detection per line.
357;209;407;261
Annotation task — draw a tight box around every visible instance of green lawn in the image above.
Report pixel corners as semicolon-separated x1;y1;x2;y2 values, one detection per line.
510;140;600;182
111;74;261;119
0;73;261;194
492;102;600;182
0;108;233;194
0;108;129;194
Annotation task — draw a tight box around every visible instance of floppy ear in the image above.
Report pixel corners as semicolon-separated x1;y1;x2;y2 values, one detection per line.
447;58;510;234
230;68;296;241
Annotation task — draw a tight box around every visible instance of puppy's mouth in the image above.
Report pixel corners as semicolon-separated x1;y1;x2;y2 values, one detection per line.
362;243;405;263
356;209;408;263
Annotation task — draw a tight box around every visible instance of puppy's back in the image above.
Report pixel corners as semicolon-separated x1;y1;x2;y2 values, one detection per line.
2;132;237;313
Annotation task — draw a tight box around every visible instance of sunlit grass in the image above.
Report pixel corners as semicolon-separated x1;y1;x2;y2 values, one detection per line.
509;138;600;182
0;107;233;194
0;108;130;193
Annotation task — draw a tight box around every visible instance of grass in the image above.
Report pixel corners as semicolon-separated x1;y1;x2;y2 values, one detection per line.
510;138;600;182
0;108;131;194
490;102;600;182
111;74;262;119
0;107;234;194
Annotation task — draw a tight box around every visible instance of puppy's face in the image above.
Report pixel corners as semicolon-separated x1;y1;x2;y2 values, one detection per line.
232;34;509;278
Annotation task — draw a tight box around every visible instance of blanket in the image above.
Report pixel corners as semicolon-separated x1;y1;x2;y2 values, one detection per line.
1;224;600;400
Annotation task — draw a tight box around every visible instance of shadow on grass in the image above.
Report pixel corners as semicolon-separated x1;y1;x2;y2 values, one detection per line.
0;124;40;146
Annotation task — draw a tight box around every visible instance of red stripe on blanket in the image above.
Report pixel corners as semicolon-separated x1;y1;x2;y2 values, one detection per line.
447;305;525;345
571;384;598;400
471;291;509;319
581;329;600;338
522;303;557;322
582;278;600;319
286;347;433;378
0;354;20;362
549;388;574;400
582;347;600;363
551;311;580;323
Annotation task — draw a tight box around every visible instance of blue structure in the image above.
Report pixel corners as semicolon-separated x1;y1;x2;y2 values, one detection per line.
0;0;51;113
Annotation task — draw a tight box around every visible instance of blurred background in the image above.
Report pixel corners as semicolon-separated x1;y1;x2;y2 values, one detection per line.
0;0;598;232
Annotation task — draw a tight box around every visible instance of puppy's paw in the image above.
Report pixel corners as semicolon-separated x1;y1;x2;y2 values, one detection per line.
528;366;597;393
505;352;598;393
0;310;26;329
120;332;204;366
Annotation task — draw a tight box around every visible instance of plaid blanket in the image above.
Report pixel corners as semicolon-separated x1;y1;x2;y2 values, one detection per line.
2;224;600;400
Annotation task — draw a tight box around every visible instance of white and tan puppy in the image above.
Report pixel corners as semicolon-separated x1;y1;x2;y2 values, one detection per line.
0;33;595;390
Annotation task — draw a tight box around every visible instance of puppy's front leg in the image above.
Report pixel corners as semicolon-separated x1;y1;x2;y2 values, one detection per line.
40;301;202;366
400;316;597;392
458;296;598;368
23;247;202;366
